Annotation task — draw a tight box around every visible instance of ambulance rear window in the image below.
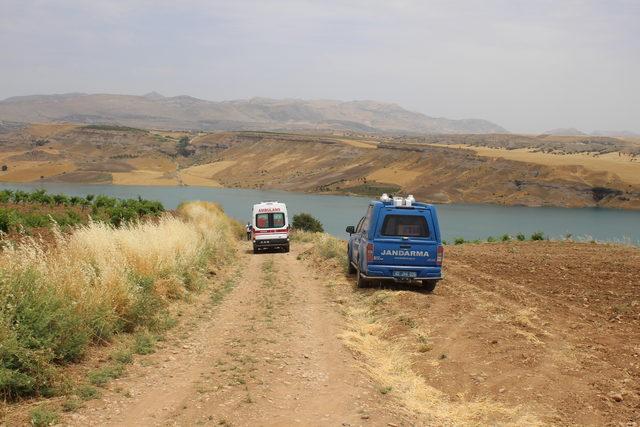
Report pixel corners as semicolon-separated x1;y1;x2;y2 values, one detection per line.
255;212;285;229
380;215;429;237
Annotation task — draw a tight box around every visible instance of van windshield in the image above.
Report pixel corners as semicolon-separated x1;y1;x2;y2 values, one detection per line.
255;212;286;229
380;214;429;237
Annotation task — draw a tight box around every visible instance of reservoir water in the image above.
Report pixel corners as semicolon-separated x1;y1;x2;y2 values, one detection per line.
1;183;639;245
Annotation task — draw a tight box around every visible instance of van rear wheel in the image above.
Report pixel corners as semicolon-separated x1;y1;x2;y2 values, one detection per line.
348;262;356;275
423;280;437;293
356;269;368;288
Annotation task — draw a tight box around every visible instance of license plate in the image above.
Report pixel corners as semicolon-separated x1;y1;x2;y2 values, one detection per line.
393;270;417;278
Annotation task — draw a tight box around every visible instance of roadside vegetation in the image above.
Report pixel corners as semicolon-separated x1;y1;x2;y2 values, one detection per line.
0;189;164;233
447;231;615;245
292;230;348;271
0;201;238;400
451;231;546;245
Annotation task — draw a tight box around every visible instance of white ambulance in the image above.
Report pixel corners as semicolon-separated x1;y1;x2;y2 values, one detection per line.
251;201;290;253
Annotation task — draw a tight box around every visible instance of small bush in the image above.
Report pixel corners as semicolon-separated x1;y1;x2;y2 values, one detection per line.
501;234;511;242
30;406;59;427
110;347;133;365
454;237;466;245
88;363;125;386
133;331;156;355
62;397;83;412
530;231;545;241
516;233;526;241
292;213;324;233
76;385;100;400
0;209;12;232
486;236;496;242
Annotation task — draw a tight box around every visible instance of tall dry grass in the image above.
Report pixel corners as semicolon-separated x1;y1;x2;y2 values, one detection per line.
291;230;348;271
0;201;237;399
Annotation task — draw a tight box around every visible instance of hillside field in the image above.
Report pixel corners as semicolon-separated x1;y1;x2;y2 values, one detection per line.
0;123;639;209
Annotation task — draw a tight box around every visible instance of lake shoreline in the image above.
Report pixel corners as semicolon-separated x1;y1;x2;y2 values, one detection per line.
0;182;639;245
2;179;639;212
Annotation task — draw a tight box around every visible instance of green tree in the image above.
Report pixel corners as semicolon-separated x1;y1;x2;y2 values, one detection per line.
292;213;324;233
177;136;192;157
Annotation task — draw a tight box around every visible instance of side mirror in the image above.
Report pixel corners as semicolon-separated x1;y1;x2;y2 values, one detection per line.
345;226;355;234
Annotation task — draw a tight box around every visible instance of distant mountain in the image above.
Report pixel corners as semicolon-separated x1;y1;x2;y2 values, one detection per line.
542;128;639;138
0;93;507;134
591;130;639;138
542;128;587;136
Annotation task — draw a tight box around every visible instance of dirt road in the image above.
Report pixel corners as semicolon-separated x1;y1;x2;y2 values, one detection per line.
58;239;640;426
65;244;411;426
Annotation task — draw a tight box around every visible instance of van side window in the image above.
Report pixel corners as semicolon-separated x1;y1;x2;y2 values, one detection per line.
361;206;373;232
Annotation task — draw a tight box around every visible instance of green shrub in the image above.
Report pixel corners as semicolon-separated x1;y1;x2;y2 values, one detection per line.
0;190;12;203
516;233;526;241
0;209;12;232
486;236;496;242
30;406;59;427
501;234;511;242
0;270;90;399
292;213;324;233
133;331;156;355
110;347;133;365
530;231;545;241
88;363;125;386
123;274;162;331
76;385;100;400
62;397;83;412
454;237;466;245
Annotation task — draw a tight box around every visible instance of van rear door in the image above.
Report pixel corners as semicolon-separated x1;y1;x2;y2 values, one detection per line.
372;209;439;268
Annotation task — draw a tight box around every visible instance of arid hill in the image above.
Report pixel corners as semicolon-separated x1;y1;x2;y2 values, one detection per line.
1;123;639;209
0;93;506;134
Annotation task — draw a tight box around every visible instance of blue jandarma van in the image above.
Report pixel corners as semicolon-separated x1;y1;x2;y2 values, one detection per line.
346;194;443;291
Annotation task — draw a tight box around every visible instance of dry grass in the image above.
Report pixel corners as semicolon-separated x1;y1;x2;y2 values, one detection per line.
340;303;540;426
430;143;640;185
291;231;348;270
0;201;237;398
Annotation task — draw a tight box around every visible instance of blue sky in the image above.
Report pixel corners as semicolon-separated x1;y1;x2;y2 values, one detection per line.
0;0;638;133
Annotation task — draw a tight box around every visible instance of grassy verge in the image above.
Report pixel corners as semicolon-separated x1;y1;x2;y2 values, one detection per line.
0;201;237;400
290;230;348;271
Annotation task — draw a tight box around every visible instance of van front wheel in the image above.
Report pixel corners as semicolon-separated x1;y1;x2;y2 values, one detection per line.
284;244;290;253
